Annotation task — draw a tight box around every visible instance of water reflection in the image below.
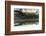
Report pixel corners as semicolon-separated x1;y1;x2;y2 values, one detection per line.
14;21;39;26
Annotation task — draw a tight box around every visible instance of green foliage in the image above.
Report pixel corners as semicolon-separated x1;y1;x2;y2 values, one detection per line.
14;10;39;19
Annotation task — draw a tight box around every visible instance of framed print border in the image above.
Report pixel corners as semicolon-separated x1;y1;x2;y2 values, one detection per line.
5;1;45;35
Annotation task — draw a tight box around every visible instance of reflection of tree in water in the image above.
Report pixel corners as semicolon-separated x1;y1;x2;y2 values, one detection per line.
14;21;38;26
